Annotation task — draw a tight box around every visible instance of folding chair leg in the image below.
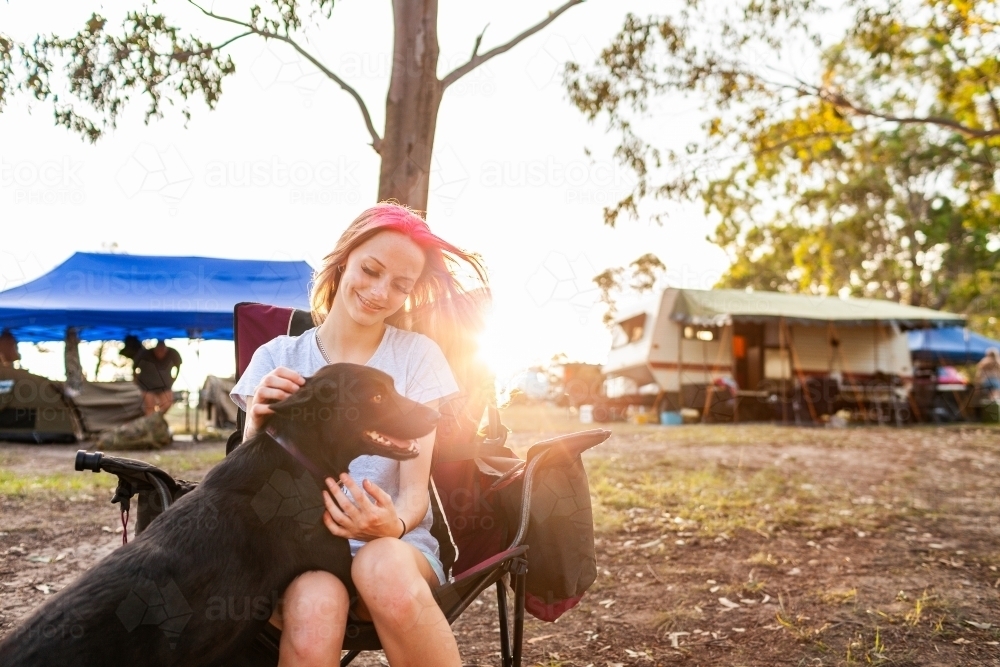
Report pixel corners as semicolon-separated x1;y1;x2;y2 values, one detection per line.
512;559;527;667
340;650;361;666
496;580;512;667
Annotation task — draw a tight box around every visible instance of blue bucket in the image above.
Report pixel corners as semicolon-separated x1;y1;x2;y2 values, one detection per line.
660;411;682;426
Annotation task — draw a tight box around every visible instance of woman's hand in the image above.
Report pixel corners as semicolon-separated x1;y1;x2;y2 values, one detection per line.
322;474;403;542
246;366;305;437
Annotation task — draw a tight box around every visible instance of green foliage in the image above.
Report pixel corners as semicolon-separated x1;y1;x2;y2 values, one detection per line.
0;2;337;141
567;0;1000;334
593;252;666;325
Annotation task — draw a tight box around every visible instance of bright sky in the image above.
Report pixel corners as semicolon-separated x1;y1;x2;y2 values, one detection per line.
1;0;731;394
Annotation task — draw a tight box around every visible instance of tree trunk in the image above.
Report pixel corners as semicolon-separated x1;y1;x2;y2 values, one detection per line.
377;0;443;215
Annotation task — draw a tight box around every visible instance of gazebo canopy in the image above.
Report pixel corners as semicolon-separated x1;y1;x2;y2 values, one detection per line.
908;326;1000;365
0;252;313;342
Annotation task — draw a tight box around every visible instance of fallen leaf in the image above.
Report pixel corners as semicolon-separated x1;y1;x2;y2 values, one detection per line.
527;634;556;644
667;631;689;648
787;567;802;576
719;597;740;609
762;594;772;604
929;543;945;549
54;553;66;562
966;621;992;630
622;540;636;548
101;526;113;533
27;556;52;563
952;637;972;645
34;584;51;594
710;585;721;593
599;599;615;608
732;627;746;632
638;539;662;549
740;599;757;605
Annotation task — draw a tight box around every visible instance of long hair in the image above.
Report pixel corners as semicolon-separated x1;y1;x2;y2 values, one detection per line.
311;203;494;419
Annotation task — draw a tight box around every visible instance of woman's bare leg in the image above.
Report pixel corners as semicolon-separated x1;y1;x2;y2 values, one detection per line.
272;570;350;667
352;538;460;667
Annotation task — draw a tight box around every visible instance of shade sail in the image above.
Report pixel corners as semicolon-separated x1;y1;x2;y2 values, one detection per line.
0;252;313;342
670;288;964;329
907;327;1000;365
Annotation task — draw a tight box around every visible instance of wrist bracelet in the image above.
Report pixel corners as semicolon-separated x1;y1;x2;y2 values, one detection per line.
398;517;406;539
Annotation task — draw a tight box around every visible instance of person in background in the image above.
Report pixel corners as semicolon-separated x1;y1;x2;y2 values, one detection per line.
0;328;20;367
974;347;1000;402
134;339;183;415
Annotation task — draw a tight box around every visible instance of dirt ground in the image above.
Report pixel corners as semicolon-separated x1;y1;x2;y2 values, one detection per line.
2;409;999;666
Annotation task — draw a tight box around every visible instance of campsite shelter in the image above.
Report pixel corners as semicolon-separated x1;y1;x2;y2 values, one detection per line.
603;288;964;422
0;252;312;442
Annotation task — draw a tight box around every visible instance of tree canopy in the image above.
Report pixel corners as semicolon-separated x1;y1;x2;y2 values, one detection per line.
0;0;583;212
567;0;1000;337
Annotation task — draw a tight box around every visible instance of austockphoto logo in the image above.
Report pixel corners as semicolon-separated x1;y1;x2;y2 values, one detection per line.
480;157;635;204
0;156;86;205
338;50;495;97
204;157;361;206
116;143;193;213
60;265;222;298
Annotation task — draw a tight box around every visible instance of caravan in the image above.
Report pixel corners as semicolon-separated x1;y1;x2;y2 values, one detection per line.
601;288;964;424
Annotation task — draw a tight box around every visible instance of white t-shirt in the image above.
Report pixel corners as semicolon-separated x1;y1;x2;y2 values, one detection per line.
229;324;460;564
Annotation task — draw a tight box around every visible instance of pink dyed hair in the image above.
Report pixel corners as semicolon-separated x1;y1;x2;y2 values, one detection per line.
311;202;493;407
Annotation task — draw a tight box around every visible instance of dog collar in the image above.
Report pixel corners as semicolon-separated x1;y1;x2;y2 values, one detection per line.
265;427;328;482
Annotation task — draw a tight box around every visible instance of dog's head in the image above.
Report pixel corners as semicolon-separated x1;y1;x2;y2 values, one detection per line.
268;363;439;476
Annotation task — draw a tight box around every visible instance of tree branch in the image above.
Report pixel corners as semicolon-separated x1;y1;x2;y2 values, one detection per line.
441;0;585;90
186;0;383;152
819;88;1000;140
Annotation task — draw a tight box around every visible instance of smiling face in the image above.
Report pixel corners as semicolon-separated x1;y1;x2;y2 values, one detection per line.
336;231;426;327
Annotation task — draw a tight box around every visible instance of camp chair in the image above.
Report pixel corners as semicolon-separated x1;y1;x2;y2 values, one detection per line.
76;301;610;667
228;302;610;666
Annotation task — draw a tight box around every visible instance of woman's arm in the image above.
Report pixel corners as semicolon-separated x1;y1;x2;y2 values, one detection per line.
395;398;439;534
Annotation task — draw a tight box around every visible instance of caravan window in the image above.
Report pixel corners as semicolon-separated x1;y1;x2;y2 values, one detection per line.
684;325;720;341
611;314;647;348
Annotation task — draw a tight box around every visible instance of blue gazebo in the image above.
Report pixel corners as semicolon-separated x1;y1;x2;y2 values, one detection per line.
0;252;313;342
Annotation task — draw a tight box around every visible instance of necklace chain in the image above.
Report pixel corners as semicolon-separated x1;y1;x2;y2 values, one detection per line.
315;329;332;364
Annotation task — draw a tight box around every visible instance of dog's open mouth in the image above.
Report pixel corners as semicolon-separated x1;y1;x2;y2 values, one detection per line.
363;430;420;456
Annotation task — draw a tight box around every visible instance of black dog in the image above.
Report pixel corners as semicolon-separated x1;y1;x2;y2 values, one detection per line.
0;363;439;666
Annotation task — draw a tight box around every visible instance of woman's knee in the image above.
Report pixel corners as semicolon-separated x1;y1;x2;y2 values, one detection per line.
277;570;350;661
283;570;350;622
353;540;432;627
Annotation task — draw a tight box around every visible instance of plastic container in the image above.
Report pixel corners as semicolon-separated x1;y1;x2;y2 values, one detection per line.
579;404;594;424
660;411;682;426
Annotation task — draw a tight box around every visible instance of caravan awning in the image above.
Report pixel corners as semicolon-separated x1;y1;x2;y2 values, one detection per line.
0;252;313;342
670;289;964;329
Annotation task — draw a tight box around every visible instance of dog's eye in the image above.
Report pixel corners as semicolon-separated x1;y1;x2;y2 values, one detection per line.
372;394;382;403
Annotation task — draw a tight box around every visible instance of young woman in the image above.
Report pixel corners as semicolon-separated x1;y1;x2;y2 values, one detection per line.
230;202;490;667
